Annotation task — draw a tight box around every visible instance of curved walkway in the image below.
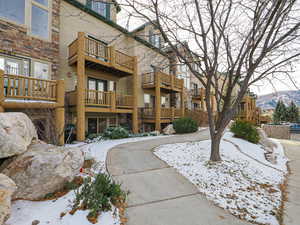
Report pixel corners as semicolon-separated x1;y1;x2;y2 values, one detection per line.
106;130;251;225
279;140;300;225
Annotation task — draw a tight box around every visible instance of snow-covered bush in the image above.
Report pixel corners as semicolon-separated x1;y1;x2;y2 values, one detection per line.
103;127;129;139
230;120;260;143
173;117;198;134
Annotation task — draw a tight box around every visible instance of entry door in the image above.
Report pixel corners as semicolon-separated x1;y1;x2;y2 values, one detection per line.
88;118;98;134
87;78;108;104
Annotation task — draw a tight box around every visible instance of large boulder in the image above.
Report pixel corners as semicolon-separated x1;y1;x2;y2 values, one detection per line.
0;174;16;225
0;113;37;159
163;124;176;135
2;141;84;200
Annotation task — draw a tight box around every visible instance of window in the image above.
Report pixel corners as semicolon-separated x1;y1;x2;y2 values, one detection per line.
87;78;108;91
87;0;110;20
31;4;49;39
33;61;50;79
0;0;50;40
144;94;150;107
0;55;30;76
108;81;116;91
35;0;48;6
149;30;161;48
161;96;166;107
0;0;25;24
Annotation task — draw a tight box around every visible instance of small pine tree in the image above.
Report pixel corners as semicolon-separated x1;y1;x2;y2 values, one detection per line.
273;100;287;124
286;101;299;123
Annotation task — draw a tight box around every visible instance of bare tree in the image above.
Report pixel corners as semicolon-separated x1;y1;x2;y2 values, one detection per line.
121;0;300;161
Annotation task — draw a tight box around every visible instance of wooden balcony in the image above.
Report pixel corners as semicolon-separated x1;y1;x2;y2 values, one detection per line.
142;107;182;122
68;33;135;76
142;71;184;92
192;88;205;99
67;89;134;113
0;72;64;109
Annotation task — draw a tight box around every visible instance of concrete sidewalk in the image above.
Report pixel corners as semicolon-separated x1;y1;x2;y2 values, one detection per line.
106;130;251;225
279;140;300;225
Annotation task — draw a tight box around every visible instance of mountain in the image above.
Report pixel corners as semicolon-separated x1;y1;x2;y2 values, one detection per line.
257;90;300;110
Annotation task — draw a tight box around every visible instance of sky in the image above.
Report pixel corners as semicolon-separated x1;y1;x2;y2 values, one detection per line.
116;1;300;97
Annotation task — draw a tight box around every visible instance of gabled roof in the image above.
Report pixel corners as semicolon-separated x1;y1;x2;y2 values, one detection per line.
63;0;168;57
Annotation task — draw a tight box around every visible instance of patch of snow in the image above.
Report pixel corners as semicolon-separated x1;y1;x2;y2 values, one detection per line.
4;98;56;103
7;135;165;225
154;132;288;225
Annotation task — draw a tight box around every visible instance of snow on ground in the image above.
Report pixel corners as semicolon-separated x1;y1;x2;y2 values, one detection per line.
154;132;288;225
7;135;165;225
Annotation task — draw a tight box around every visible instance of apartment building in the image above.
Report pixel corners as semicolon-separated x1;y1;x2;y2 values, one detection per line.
59;0;186;140
237;91;261;125
0;0;222;143
0;0;65;145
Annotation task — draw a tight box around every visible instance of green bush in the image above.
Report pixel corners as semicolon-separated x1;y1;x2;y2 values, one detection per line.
173;117;198;134
230;120;260;144
72;173;127;222
86;133;99;140
103;126;129;139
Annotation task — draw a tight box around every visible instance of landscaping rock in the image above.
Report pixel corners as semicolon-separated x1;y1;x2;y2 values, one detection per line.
151;131;160;136
0;174;16;225
257;128;278;164
2;141;84;200
0;113;37;159
163;125;176;135
258;128;277;150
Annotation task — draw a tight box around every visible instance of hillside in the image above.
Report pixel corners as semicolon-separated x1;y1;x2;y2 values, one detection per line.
257;90;300;110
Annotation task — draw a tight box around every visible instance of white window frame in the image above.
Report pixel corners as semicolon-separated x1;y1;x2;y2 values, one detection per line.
0;0;27;26
0;0;51;41
31;59;51;80
0;54;30;76
29;0;51;41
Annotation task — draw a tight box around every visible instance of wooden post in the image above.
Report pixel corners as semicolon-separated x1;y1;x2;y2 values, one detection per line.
109;46;116;67
76;32;86;141
171;75;174;90
200;88;205;111
132;57;139;133
0;70;4;112
56;80;65;108
155;70;161;131
55;107;65;145
180;80;185;117
55;80;65;145
111;91;116;110
171;106;175;121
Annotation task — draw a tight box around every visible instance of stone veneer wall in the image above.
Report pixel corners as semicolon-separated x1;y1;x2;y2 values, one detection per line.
262;124;291;140
0;0;60;80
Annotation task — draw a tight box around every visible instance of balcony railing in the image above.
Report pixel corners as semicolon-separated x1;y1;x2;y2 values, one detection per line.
0;73;64;106
68;33;135;73
142;71;184;90
116;94;134;108
66;89;133;109
143;107;183;119
192;88;204;98
86;90;112;106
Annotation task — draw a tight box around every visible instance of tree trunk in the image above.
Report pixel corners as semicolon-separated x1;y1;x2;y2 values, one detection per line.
210;132;222;161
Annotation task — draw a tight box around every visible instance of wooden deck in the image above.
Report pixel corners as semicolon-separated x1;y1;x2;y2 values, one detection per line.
68;34;135;76
142;107;183;123
142;71;184;92
0;72;64;109
67;89;134;113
